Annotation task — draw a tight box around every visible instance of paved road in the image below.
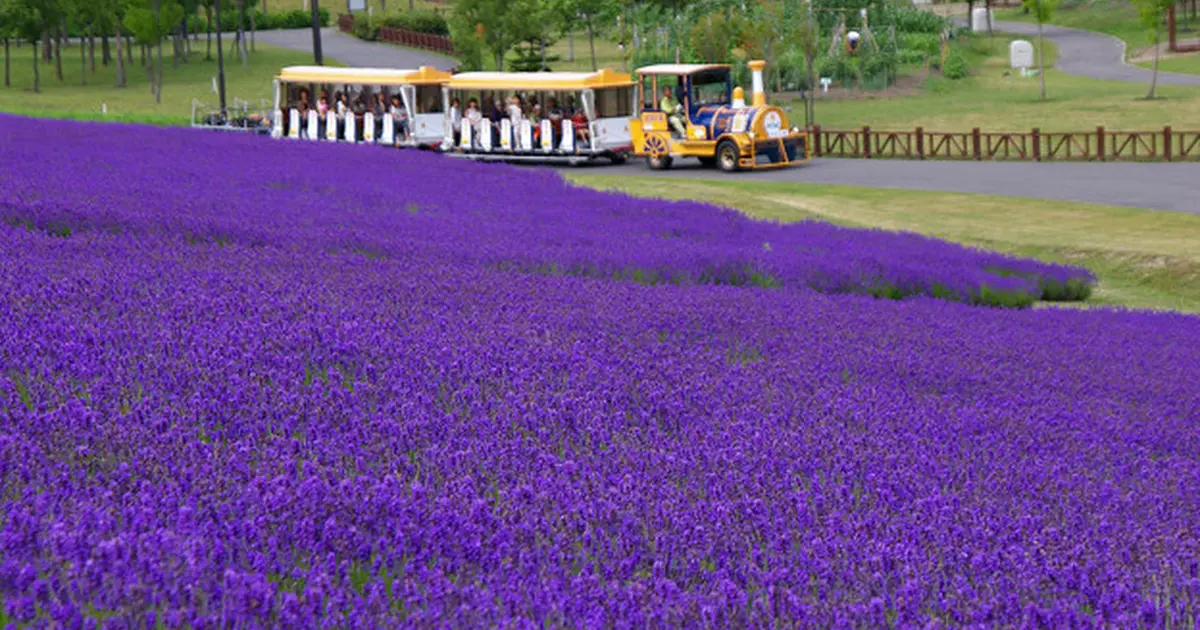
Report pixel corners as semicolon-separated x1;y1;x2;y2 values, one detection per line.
256;28;457;70
583;158;1200;213
967;19;1200;85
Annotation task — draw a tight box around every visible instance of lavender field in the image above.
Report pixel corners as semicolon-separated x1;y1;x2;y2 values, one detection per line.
1;116;1198;627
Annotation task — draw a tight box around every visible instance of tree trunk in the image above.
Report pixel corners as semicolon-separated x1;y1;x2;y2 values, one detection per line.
217;0;228;115
55;22;64;82
4;39;10;88
1147;23;1160;98
237;0;248;67
89;33;96;72
102;34;111;65
115;24;126;87
81;28;87;85
33;39;40;93
250;5;256;52
155;0;164;103
1037;16;1046;100
206;5;213;60
311;0;324;65
587;21;597;71
128;35;134;64
410;0;414;9
806;54;815;126
986;0;994;36
567;32;574;62
43;31;51;62
540;39;547;70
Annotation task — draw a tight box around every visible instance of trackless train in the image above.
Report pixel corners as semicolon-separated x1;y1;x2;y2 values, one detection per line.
271;60;810;172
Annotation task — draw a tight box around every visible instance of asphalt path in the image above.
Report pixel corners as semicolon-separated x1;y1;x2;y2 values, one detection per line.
256;28;457;70
583;158;1200;213
968;20;1200;85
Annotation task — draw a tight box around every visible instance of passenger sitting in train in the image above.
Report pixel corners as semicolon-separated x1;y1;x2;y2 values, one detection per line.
372;93;388;139
545;98;564;147
449;98;462;146
507;96;524;147
465;99;483;147
335;92;349;118
389;95;410;142
317;94;329;115
572;109;590;147
660;86;686;138
488;99;505;145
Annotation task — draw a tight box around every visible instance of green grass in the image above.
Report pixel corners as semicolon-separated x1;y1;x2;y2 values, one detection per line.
1135;52;1200;74
568;174;1200;312
797;34;1200;131
0;40;326;125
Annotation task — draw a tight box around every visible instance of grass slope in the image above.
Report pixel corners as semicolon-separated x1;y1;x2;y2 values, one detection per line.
797;35;1200;131
0;42;326;125
569;174;1200;312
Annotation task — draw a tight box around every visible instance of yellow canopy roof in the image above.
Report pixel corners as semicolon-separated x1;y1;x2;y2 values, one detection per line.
277;65;452;86
635;64;731;76
448;69;634;91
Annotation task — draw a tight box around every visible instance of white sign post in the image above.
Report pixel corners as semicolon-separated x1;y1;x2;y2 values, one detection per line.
1010;40;1035;76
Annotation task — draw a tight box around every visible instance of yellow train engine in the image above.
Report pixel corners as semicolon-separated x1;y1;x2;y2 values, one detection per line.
631;61;810;172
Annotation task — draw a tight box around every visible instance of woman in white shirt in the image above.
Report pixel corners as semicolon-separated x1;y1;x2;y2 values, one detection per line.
449;98;462;146
507;96;524;148
465;99;483;147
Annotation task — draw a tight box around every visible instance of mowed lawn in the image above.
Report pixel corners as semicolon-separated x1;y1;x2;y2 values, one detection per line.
569;174;1200;313
0;41;325;125
798;35;1200;131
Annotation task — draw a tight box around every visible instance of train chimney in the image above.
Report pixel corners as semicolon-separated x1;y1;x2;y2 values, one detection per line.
731;87;746;108
748;60;767;107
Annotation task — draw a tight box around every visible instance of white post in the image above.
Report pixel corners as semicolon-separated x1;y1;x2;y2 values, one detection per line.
272;109;284;138
307;110;320;140
364;112;376;143
458;117;472;149
288;109;301;139
325;111;338;141
344;114;356;143
381;113;395;145
540;119;554;152
519;120;533;151
479;122;493;151
501;119;513;150
560;119;575;152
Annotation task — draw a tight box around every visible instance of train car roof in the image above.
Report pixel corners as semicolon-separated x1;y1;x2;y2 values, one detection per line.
277;66;452;86
448;69;634;90
635;64;731;76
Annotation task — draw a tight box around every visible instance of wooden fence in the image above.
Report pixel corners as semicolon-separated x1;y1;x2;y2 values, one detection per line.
810;126;1200;162
338;14;455;56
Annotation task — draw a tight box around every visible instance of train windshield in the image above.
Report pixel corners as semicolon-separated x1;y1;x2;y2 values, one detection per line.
690;70;730;107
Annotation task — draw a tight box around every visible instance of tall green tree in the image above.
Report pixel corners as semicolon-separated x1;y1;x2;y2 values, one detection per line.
451;0;541;71
1021;0;1055;100
10;0;46;92
0;0;19;88
1134;0;1174;99
568;0;619;71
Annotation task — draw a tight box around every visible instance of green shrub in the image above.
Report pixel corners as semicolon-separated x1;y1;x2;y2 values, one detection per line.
352;18;380;41
899;32;942;56
942;48;968;79
378;10;449;36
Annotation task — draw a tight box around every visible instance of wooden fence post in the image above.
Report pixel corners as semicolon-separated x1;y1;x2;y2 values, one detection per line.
1097;126;1106;161
1165;125;1173;161
812;125;822;157
863;125;871;159
916;126;924;160
972;127;981;160
1032;127;1040;161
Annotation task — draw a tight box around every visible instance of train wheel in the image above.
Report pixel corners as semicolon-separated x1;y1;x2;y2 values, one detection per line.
610;152;627;165
717;141;741;173
647;154;673;170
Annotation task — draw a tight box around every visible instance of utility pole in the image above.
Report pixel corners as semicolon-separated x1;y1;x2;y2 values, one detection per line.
312;0;324;65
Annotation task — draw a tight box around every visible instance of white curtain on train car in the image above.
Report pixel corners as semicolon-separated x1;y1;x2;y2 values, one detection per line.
381;113;395;145
288;109;301;139
325;112;338;141
500;119;513;151
307;110;320;141
540;120;554;152
364;112;376;143
560;119;574;153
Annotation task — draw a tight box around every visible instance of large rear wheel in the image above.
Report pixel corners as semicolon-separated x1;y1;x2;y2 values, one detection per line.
717;140;741;173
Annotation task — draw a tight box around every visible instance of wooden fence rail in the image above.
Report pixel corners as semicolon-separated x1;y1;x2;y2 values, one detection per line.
338;14;455;56
810;126;1200;161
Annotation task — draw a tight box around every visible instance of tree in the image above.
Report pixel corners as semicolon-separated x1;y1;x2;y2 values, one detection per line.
794;2;820;126
1134;0;1174;99
1021;0;1055;100
10;0;44;92
570;0;619;71
216;0;227;114
451;0;541;71
125;0;182;103
310;0;323;65
0;0;19;88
